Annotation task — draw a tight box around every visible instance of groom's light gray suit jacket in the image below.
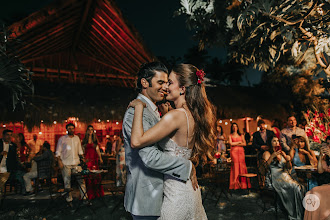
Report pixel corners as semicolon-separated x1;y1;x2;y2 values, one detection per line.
123;95;191;216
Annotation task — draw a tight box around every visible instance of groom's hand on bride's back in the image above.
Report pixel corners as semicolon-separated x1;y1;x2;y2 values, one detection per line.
190;165;198;191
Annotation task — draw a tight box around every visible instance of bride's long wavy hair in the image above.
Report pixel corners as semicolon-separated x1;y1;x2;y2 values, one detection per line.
172;64;217;165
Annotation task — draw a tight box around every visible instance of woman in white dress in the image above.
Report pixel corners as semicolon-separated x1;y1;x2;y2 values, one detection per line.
129;63;216;220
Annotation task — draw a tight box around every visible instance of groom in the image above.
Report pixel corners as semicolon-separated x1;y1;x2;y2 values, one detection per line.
123;62;196;220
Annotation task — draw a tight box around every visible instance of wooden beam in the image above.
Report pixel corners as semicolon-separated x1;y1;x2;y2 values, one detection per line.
87;56;131;75
72;0;93;55
30;67;136;80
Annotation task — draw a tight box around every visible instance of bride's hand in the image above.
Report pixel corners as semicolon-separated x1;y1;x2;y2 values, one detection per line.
128;99;146;108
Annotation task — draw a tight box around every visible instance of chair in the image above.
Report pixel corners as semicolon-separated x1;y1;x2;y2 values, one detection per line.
201;162;231;205
35;160;52;195
257;158;278;217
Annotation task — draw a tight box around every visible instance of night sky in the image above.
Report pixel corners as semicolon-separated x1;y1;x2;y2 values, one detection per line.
0;0;262;85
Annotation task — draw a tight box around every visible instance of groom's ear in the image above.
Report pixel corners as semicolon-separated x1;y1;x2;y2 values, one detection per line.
141;78;149;89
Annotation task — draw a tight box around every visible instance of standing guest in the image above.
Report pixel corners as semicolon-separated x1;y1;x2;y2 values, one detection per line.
263;136;305;220
229;123;251;189
105;136;112;154
317;136;330;184
252;120;275;158
27;134;43;161
281;115;309;152
17;133;29;162
216;124;226;153
243;128;251;144
111;135;119;156
23;141;54;195
115;136;126;186
271;119;282;139
56;123;87;205
81;125;104;200
0;129;25;195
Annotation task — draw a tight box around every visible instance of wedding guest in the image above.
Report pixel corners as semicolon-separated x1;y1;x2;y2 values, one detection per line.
271;118;282;139
304;137;330;220
111;135;119;156
263;135;305;220
316;136;330;185
216;124;226;153
229;123;251;189
105;136;112;154
290;136;317;167
56;123;87;205
115;136;126;186
23;141;54;195
281;116;309;152
0;129;25;195
17;133;29;162
252;120;275;159
27;134;43;161
81;125;104;200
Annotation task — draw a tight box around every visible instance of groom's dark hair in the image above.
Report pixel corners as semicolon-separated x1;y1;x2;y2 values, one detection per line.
136;62;168;92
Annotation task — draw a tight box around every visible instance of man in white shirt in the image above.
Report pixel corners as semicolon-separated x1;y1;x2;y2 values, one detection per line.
56;123;86;204
27;134;43;161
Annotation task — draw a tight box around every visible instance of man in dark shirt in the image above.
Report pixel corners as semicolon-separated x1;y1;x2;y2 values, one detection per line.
252;120;275;158
23;141;54;195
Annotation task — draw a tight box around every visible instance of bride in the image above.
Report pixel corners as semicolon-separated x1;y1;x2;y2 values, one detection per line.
129;63;216;219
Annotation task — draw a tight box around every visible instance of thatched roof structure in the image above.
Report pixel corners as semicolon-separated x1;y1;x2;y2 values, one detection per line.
8;0;153;86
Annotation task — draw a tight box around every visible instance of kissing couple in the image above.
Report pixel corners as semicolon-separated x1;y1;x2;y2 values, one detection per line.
123;62;216;220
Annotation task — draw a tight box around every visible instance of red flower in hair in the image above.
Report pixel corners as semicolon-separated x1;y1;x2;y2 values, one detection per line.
196;69;205;84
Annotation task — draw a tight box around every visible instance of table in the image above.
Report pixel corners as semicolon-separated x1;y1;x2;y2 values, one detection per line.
72;170;108;213
294;165;317;191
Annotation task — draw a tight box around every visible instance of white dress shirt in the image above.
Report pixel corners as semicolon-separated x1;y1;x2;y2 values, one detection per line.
56;135;83;166
0;141;9;173
137;93;160;120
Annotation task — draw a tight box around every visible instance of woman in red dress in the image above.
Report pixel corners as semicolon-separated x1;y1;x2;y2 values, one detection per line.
229;123;251;189
17;133;28;162
82;125;104;200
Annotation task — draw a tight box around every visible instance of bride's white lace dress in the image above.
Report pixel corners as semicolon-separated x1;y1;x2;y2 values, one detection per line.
158;109;207;220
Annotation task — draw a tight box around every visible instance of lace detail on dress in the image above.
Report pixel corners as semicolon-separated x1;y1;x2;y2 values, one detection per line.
158;108;207;220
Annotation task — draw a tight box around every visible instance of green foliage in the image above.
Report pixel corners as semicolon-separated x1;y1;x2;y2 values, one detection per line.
177;0;330;73
0;24;34;110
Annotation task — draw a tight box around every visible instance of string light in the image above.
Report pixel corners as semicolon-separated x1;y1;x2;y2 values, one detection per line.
116;122;119;125
225;122;228;125
53;121;57;124
107;120;110;123
39;132;42;135
230;119;232;122
2;124;6;128
98;119;101;122
219;120;222;123
41;120;44;123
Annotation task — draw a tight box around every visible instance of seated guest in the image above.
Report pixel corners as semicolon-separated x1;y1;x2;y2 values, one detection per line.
305;136;330;219
290;136;318;190
252;120;274;158
105;136;112;154
0;129;25;195
263;135;305;220
23;141;54;195
316;136;330;185
290;136;317;167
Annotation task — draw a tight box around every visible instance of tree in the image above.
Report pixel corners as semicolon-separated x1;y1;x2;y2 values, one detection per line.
177;0;330;75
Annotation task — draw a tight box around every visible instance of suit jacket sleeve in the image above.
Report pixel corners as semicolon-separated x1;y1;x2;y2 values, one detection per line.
124;109;191;182
252;133;262;151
